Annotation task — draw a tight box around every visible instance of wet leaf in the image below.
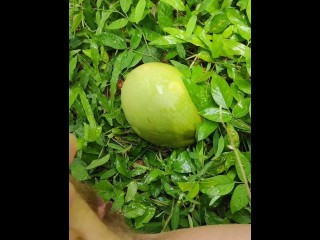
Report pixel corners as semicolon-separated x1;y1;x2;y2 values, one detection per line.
123;203;146;218
211;73;233;109
85;154;110;169
120;0;132;13
208;13;230;33
69;55;77;80
135;0;146;23
196;120;218;141
70;161;90;181
232;98;251;118
158;1;173;29
235;150;251;183
186;15;197;39
199;107;233;122
125;180;138;202
204;210;230;225
171;203;180;230
135;207;156;228
115;154;131;178
230;184;249;213
160;0;186;11
177;182;199;199
106;18;129;29
173;151;195;174
95;33;127;50
199;175;235;196
145;169;165;184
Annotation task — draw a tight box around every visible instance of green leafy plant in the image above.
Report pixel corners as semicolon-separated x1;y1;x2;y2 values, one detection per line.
69;0;251;233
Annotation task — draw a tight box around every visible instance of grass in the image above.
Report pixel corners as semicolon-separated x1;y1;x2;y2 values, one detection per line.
69;0;251;233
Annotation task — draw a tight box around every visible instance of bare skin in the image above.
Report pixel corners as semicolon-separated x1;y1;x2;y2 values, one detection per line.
69;134;251;240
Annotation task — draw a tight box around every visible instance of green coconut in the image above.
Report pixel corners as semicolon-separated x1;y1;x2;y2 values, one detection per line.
121;62;202;147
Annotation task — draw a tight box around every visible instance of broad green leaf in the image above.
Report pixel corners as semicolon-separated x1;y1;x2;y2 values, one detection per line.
222;25;234;38
226;65;251;94
130;29;143;49
249;102;251;117
125;181;138;203
110;50;130;107
69;55;77;80
100;169;117;179
100;46;109;63
199;107;232;122
235;150;251;183
141;45;161;63
141;28;162;41
226;8;247;26
171;203;180;230
214;135;225;159
221;0;234;10
177;182;199;199
160;0;186;11
97;0;103;8
210;34;223;58
194;25;213;50
69;85;81;109
96;9;114;34
163;27;206;48
247;0;251;23
112;190;125;211
230;184;249;213
234;76;251;95
204;210;230;225
71;13;82;32
173;151;195;174
226;208;251;224
135;207;156;228
199;0;220;13
106;18;129;29
135;0;146;23
79;89;97;127
190;65;213;83
83;122;102;142
158;1;173;29
236;24;251;41
85;154;110;169
115;154;131;178
176;44;186;58
211;73;233;109
95;33;127;50
232;98;251;118
229;118;251;132
83;0;96;30
196;120;218;141
145;169;165;184
90;40;99;69
237;0;249;11
123;203;146;218
197;51;214;62
149;35;185;46
186;15;197;39
207;13;230;33
222;38;250;59
199;175;235;196
70;161;90;181
120;0;132;13
230;82;245;101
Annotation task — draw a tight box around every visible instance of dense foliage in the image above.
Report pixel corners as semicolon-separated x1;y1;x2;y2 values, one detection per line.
69;0;251;233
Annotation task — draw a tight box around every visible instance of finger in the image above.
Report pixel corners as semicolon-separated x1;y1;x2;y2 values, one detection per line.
69;134;77;164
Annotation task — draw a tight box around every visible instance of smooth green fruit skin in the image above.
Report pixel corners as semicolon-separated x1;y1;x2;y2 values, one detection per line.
121;62;202;148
